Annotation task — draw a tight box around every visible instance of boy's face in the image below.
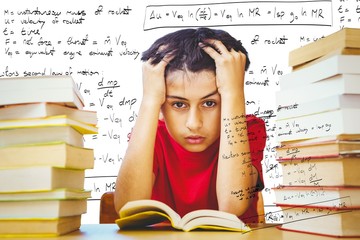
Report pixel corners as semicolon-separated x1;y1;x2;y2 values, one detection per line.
161;70;221;152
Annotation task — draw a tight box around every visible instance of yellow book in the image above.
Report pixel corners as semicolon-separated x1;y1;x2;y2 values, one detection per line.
0;189;91;201
0;142;94;170
0;102;97;125
0;215;81;237
116;199;251;232
0;115;97;134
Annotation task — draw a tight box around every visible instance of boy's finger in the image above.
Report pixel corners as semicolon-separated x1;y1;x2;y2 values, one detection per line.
199;42;221;59
161;52;175;64
203;39;229;55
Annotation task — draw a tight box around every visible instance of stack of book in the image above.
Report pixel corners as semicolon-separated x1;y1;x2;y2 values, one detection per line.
0;75;97;237
274;28;360;238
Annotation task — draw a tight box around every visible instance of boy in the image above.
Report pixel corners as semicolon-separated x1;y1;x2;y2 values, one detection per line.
115;27;266;223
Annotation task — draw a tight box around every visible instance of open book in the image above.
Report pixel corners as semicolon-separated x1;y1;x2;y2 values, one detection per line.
116;199;251;232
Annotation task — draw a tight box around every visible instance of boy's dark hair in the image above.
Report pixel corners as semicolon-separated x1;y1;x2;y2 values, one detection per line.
141;27;250;75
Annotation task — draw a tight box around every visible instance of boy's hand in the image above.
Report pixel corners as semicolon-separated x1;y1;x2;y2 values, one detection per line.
142;52;174;106
199;40;246;97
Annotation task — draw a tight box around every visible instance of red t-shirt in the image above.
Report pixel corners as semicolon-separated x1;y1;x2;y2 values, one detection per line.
151;115;266;223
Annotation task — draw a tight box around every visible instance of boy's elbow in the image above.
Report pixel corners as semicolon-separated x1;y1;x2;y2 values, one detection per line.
113;189;123;214
218;199;251;217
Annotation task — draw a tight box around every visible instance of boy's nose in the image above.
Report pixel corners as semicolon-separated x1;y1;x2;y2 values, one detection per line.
185;109;203;131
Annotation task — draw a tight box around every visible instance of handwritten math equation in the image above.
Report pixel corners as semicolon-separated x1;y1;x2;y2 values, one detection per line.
143;1;332;30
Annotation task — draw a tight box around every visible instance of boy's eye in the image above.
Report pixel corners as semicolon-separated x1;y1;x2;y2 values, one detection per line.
172;102;187;109
202;100;216;108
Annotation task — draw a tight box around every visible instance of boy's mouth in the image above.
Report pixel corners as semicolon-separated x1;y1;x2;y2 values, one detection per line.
185;135;205;144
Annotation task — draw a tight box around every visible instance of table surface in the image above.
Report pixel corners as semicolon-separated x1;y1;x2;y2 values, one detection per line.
11;224;360;240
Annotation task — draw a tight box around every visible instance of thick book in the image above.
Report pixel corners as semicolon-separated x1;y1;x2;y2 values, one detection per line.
116;199;251;232
0;126;85;147
0;115;98;134
0;199;87;218
273;186;360;208
0;215;81;237
0;75;84;109
288;28;360;68
0;102;97;125
279;55;360;89
278;156;360;186
276;139;360;159
278;205;360;237
276;109;360;142
0;166;85;192
0;142;94;169
276;74;360;109
282;134;360;145
0;189;91;201
277;94;360;120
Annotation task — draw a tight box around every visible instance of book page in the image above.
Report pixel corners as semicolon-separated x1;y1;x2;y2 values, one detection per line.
181;209;239;225
0;0;359;225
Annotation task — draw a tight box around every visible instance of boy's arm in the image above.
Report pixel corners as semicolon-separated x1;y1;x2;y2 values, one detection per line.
114;55;172;213
200;40;259;217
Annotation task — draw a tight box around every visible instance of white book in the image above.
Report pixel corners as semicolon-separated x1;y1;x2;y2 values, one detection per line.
276;109;360;142
277;94;360;120
0;75;84;109
276;74;360;107
0;166;85;192
279;55;360;89
0;126;84;147
0;199;87;218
